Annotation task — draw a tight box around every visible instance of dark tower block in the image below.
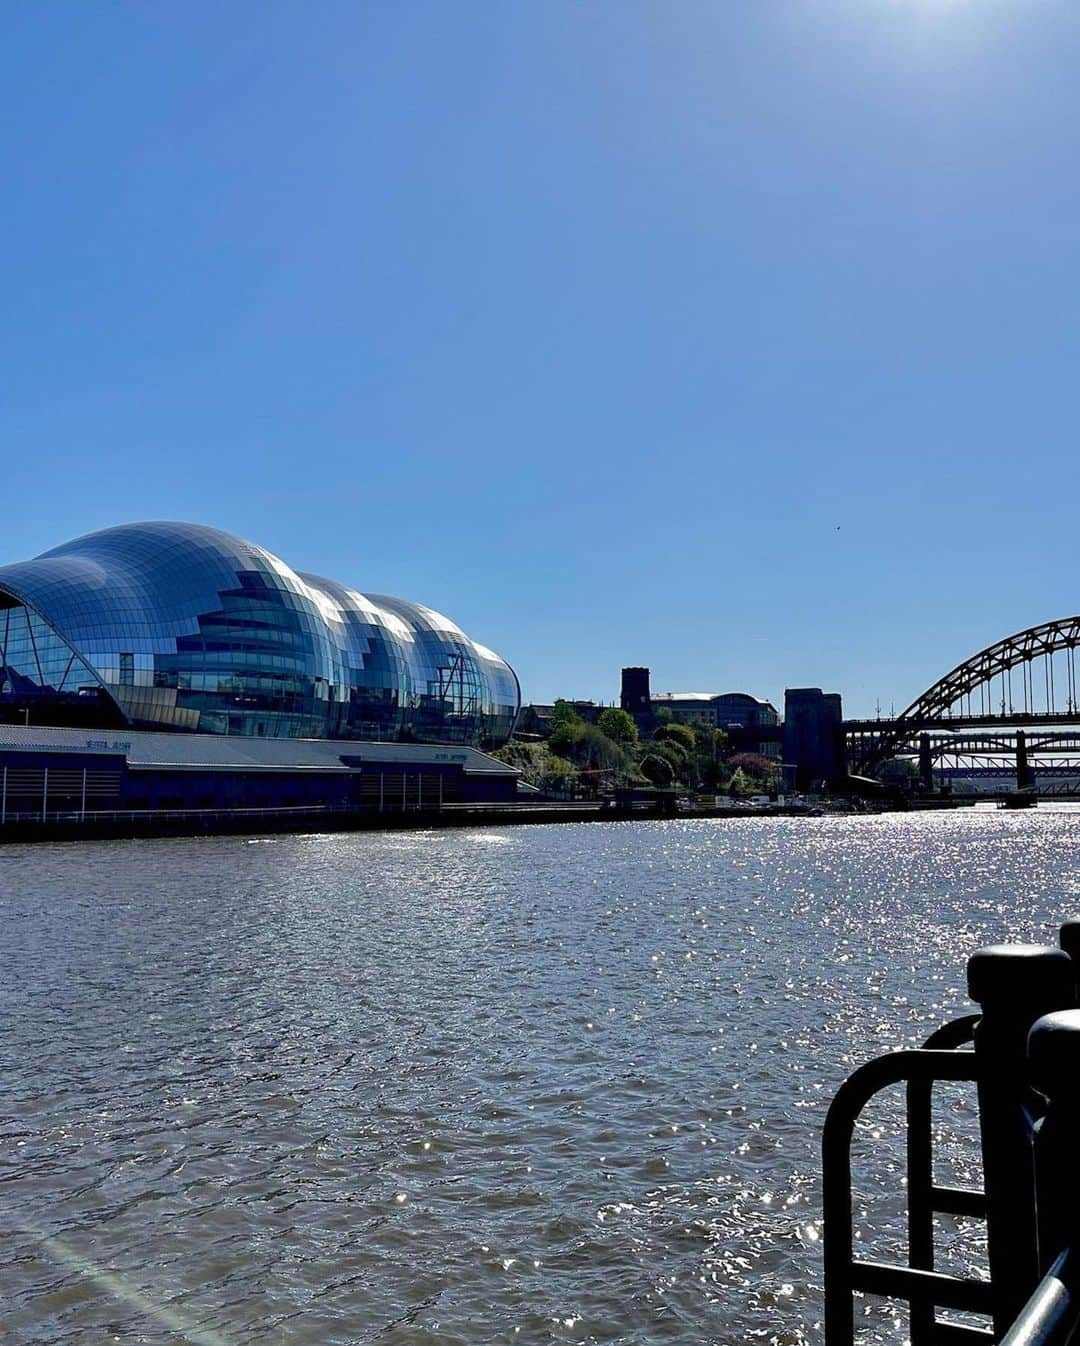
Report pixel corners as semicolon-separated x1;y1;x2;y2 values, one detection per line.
621;667;651;715
783;688;845;790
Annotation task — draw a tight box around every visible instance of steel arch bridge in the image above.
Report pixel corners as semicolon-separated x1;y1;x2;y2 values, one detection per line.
901;616;1080;722
845;616;1080;781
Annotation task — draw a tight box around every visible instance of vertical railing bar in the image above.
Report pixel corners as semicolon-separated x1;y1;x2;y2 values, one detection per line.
911;1014;980;1345
909;1074;937;1346
824;1051;981;1346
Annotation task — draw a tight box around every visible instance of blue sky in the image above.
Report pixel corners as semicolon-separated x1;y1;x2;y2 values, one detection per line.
3;2;1078;717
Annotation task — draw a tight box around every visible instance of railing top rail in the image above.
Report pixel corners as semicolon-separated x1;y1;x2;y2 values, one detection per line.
923;1015;980;1050
998;1249;1080;1346
825;1048;981;1145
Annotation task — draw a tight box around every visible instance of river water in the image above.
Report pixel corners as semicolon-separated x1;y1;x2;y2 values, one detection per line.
3;810;1080;1346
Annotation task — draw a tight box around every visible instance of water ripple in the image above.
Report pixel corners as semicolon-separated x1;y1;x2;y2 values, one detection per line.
3;809;1079;1342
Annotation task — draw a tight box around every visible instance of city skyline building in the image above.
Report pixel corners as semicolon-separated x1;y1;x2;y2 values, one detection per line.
618;667;782;761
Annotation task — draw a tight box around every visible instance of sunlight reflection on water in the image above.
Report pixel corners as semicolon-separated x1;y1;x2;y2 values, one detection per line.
3;810;1080;1343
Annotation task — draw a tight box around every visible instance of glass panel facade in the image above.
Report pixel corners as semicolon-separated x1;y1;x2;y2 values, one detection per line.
0;522;520;747
0;597;102;698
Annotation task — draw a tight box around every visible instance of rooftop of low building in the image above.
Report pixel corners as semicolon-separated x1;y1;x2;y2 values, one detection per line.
652;691;777;709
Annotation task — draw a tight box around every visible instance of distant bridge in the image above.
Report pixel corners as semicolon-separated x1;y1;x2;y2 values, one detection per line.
842;616;1080;792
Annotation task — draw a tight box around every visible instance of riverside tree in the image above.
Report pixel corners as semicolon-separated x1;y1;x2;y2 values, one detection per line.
596;707;638;746
550;699;584;731
654;721;695;751
639;753;675;787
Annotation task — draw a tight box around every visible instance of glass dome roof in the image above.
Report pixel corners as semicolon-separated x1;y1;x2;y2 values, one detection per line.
0;521;519;746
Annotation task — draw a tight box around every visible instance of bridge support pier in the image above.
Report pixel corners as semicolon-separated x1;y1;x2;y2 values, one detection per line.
918;734;933;792
1016;729;1034;791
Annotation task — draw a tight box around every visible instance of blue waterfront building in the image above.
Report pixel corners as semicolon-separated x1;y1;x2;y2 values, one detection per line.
0;523;522;827
0;521;519;747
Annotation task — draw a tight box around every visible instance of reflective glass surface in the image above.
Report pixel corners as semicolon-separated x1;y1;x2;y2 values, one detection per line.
0;523;520;746
0;598;101;697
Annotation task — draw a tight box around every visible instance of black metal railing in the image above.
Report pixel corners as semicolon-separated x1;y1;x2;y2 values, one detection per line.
823;1037;988;1346
997;1250;1080;1346
907;1016;985;1346
824;933;1080;1346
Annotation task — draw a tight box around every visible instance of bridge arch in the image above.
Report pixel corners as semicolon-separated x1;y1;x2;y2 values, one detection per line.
845;617;1080;777
901;616;1080;721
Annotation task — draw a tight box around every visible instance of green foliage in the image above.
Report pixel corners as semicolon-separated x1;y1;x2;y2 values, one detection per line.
541;754;575;790
697;758;727;790
727;752;777;783
644;721;733;791
642;738;687;768
490;739;542;781
654;721;695;751
491;740;580;792
576;723;633;773
549;699;584;731
597;707;639;745
693;725;728;756
549;719;586;758
543;719;634;780
653;706;673;726
505;704;786;802
878;756;917;785
639;753;675;787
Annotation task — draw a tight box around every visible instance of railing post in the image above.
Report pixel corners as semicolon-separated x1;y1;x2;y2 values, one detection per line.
1027;1011;1080;1276
1057;920;1080;1000
967;944;1074;1336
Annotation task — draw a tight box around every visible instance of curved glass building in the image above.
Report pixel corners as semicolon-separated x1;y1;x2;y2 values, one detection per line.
0;522;519;747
